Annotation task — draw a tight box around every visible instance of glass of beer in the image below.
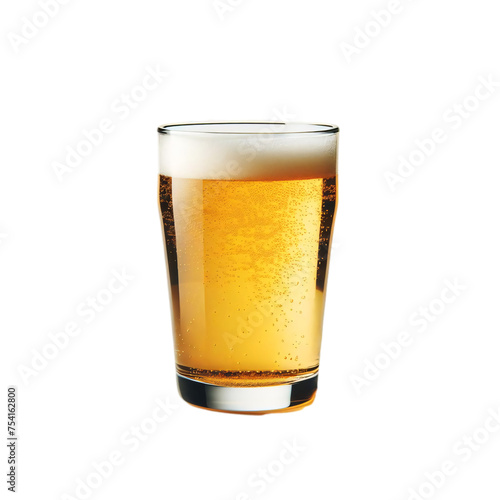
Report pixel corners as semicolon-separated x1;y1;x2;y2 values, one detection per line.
158;122;339;414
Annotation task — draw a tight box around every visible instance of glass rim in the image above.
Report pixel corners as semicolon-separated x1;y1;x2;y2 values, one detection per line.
157;122;339;135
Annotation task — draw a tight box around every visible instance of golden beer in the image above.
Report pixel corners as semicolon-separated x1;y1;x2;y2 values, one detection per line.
158;122;338;413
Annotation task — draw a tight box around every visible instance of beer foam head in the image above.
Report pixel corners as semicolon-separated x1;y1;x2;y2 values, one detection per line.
158;123;338;180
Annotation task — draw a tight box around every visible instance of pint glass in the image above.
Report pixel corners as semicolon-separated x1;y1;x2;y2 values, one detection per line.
158;122;339;414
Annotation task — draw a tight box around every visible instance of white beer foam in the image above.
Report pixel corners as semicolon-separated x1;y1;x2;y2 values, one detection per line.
158;124;338;180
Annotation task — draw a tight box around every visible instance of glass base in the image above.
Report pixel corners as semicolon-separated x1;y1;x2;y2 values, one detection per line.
176;373;318;414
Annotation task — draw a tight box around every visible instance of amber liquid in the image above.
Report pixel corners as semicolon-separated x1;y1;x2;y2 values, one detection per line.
159;174;336;387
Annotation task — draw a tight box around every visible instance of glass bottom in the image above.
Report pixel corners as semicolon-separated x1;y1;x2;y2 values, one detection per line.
176;373;318;414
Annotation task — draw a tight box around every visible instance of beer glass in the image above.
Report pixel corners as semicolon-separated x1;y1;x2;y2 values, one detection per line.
158;122;339;414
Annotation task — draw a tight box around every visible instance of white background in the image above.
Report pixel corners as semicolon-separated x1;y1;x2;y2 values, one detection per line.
1;0;500;499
